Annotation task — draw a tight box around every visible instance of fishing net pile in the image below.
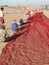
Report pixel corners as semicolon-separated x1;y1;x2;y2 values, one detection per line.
0;12;49;65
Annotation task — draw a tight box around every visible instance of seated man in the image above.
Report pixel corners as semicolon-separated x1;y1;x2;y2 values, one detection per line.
0;24;9;42
19;18;24;25
12;20;18;33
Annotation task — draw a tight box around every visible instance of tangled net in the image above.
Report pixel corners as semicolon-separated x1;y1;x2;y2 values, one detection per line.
0;12;49;65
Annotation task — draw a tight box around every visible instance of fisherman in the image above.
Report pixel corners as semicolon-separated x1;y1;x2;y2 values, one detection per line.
30;10;34;17
0;25;9;42
19;18;24;25
12;20;18;33
24;10;34;22
25;10;34;32
0;7;7;42
0;7;4;25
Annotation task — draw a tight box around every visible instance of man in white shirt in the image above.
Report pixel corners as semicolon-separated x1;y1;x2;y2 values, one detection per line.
0;10;3;17
30;11;34;17
0;7;4;24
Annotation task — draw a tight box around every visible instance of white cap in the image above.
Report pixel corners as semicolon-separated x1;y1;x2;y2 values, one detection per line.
26;15;29;18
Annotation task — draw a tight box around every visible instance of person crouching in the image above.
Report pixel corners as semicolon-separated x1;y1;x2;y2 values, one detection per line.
12;20;18;33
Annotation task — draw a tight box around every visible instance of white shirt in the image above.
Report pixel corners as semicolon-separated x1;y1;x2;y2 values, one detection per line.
24;15;29;20
0;10;3;17
31;11;34;16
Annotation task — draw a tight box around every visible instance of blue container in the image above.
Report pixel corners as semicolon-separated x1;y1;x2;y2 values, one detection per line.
12;22;18;31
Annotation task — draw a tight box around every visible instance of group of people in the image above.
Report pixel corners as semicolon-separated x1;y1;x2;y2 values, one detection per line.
0;7;24;42
12;18;24;32
0;7;35;42
12;10;34;32
0;7;4;27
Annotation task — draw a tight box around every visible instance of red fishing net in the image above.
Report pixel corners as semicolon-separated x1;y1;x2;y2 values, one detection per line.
0;12;49;65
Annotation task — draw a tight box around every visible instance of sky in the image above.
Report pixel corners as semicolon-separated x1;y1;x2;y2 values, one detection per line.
0;0;49;7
